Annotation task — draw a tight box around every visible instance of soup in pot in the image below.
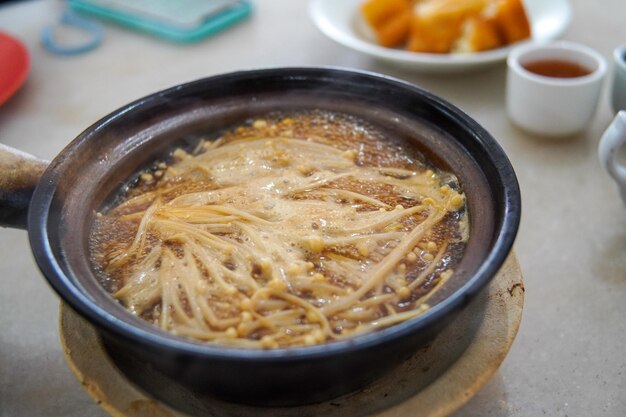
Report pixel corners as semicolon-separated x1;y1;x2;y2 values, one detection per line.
90;111;468;349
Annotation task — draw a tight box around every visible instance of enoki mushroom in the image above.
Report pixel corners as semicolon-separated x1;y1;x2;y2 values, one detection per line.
90;112;468;349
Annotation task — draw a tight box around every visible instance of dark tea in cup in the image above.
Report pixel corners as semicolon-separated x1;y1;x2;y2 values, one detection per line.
522;59;592;78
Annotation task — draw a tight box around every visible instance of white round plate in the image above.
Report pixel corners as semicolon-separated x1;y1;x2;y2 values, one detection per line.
309;0;572;73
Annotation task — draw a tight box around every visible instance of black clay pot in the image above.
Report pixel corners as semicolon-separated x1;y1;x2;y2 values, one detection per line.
0;68;520;413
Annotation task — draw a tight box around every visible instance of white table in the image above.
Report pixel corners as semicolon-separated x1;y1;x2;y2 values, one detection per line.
1;1;625;416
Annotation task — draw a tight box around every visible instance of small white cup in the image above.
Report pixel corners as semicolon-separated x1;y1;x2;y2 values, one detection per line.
506;41;607;137
599;111;626;206
611;44;626;114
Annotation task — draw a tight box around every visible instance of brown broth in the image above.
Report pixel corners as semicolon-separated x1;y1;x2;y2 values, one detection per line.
89;111;469;347
522;59;592;78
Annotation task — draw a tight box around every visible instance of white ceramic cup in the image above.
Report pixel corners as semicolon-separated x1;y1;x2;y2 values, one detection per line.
599;110;626;205
611;44;626;114
506;41;607;137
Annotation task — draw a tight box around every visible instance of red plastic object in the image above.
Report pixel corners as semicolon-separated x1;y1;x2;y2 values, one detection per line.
0;32;30;106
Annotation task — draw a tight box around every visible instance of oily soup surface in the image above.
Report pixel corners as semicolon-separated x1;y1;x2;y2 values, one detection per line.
90;111;468;349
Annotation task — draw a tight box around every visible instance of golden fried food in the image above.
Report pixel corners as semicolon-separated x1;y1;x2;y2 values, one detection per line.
360;0;531;54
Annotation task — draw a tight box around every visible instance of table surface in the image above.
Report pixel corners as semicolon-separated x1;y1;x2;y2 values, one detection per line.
1;1;625;416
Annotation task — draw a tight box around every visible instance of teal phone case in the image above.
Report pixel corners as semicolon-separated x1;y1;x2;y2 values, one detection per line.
67;0;252;43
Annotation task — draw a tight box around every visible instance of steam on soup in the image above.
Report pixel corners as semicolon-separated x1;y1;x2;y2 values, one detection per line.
90;111;468;349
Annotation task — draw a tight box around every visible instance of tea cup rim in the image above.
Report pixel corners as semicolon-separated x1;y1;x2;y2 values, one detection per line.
508;40;607;86
613;44;626;71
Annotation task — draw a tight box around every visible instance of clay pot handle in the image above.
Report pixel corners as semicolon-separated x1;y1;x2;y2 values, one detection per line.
0;144;49;229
